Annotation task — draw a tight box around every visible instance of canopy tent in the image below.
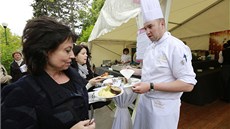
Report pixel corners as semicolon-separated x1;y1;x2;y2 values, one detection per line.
88;0;230;67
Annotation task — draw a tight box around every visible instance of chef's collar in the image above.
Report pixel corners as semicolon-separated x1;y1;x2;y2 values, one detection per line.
152;31;170;46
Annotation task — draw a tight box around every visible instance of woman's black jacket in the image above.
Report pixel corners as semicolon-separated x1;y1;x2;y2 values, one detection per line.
1;67;89;129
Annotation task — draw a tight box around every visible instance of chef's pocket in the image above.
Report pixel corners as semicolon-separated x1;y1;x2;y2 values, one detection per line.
151;99;180;116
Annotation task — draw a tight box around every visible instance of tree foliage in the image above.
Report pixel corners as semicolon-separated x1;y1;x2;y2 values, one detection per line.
1;0;106;72
0;26;22;72
31;0;90;32
31;0;105;43
78;0;105;42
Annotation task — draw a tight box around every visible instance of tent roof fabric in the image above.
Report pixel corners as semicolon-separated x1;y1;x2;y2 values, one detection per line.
89;0;229;42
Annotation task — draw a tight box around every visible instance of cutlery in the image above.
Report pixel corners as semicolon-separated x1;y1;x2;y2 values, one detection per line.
88;105;94;125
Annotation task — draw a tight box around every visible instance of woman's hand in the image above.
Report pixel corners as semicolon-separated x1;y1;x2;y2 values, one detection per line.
89;76;104;86
70;119;96;129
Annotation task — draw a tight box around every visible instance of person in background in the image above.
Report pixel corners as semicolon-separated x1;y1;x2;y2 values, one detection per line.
121;48;131;65
1;16;95;129
72;44;103;89
72;44;111;109
205;51;211;60
129;0;197;129
0;52;12;88
218;40;230;102
218;42;229;64
10;51;27;82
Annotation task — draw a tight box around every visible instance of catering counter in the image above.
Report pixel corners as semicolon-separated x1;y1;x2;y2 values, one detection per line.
181;68;221;105
95;66;222;106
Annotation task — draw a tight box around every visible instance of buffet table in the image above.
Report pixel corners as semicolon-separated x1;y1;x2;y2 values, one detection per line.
181;68;221;105
95;66;222;106
95;65;222;129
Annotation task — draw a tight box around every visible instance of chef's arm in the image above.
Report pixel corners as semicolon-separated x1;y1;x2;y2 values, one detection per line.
154;80;194;92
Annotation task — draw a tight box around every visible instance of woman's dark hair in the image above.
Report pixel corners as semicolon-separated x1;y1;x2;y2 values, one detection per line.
123;48;129;54
72;44;91;60
22;16;77;75
72;44;93;80
223;43;229;49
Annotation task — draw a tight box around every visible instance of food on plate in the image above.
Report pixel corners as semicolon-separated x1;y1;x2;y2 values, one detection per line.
101;72;109;77
121;77;128;84
110;86;122;94
98;85;121;98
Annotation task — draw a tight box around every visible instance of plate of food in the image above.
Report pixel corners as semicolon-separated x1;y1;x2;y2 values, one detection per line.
100;72;114;79
123;77;141;88
102;77;141;88
94;85;123;99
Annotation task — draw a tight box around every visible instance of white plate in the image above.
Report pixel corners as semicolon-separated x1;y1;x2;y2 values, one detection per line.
123;78;141;88
88;92;106;104
100;75;114;79
94;86;123;99
102;77;122;87
103;77;141;88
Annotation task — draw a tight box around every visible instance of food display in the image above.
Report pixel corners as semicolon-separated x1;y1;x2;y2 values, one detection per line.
102;77;141;88
96;85;123;98
122;77;141;88
110;86;122;94
101;72;109;77
121;77;128;84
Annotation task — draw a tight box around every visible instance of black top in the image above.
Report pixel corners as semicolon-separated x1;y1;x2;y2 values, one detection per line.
1;67;89;129
61;80;76;91
10;60;27;82
222;48;230;65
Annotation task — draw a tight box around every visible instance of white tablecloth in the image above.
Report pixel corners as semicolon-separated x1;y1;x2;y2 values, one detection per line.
112;88;137;129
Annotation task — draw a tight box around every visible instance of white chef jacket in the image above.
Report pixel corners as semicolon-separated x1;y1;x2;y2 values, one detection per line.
133;32;197;129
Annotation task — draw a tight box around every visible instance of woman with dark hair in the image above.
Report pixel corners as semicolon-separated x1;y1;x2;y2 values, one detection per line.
72;45;94;81
72;44;111;109
1;16;95;129
121;48;131;65
71;44;103;88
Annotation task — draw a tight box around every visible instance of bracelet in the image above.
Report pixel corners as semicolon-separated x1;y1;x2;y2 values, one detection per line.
149;83;154;91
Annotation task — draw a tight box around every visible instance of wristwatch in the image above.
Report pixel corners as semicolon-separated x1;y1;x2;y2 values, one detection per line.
149;83;154;91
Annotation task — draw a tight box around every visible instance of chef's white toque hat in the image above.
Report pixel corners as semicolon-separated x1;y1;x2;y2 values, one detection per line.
140;0;164;23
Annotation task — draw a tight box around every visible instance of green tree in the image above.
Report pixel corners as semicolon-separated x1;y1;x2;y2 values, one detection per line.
78;25;94;42
31;0;90;32
78;0;105;42
0;26;22;72
31;0;105;43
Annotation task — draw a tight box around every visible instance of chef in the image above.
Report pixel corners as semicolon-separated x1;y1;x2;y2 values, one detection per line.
130;0;197;129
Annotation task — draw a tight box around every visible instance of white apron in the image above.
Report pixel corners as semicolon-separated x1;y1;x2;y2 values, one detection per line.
133;95;181;129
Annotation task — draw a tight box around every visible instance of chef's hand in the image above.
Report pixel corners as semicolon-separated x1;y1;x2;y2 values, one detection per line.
89;76;104;86
132;82;150;94
70;119;95;129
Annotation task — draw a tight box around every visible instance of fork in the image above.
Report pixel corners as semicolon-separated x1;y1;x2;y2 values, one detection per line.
88;105;94;125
